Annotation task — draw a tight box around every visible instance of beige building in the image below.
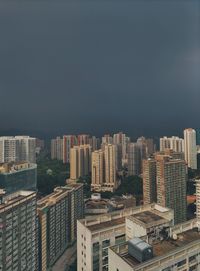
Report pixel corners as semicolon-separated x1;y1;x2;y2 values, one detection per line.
142;158;157;205
70;144;91;180
37;184;84;271
184;128;197;169
104;144;117;191
91;150;105;191
160;136;184;153
77;203;173;271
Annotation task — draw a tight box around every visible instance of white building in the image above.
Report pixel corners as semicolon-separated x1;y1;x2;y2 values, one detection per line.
184;128;197;169
0;136;36;163
51;136;63;160
160;136;184;153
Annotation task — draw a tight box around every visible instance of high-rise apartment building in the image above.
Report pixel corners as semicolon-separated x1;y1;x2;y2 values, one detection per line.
160;136;184;153
51;136;63;160
0;162;37;194
113;132;130;169
91;150;104;191
184;128;197;169
156;154;187;224
70;145;91;180
142;151;187;224
102;134;113;145
0;136;36;163
142;158;157;205
63;135;77;164
0;190;37;271
78;134;90;145
37;184;84;271
127;143;141;176
89;136;100;151
104;144;117;191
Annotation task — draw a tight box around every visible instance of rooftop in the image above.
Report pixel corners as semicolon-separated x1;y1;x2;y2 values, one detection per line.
128;210;168;228
37;184;83;210
0;162;36;174
111;228;200;269
0;190;36;213
87;217;125;232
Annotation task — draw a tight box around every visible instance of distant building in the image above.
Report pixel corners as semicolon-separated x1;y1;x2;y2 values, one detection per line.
0;190;37;271
70;144;91;180
84;194;136;216
89;136;101;151
160;136;184;153
91;150;105;191
0;136;36;163
63;135;77;164
78;134;90;145
0;162;37;194
37;183;84;271
184;128;197;169
127;143;140;176
51;136;63;160
102;134;113;145
104;144;118;192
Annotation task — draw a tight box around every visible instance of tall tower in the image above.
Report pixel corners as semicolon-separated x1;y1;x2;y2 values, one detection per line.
127;143;140;176
184;128;197;169
63;135;77;164
91;150;104;191
51;136;63;160
142;158;157;205
156;154;187;224
70;145;91;180
104;144;117;191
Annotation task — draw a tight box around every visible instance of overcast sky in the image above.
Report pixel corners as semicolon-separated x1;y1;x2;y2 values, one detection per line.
0;0;199;138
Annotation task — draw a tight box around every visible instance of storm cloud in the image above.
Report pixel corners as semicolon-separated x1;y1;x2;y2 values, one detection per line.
0;0;199;138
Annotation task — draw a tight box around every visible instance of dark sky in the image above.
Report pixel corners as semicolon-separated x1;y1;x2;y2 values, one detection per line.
0;0;199;138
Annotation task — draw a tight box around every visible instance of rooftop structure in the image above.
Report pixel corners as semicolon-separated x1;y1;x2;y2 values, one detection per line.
109;219;199;271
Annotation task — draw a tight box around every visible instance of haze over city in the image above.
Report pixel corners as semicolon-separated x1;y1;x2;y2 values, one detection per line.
0;0;199;138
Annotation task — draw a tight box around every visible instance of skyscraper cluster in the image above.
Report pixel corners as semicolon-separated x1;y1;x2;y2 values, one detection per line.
51;134;100;163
